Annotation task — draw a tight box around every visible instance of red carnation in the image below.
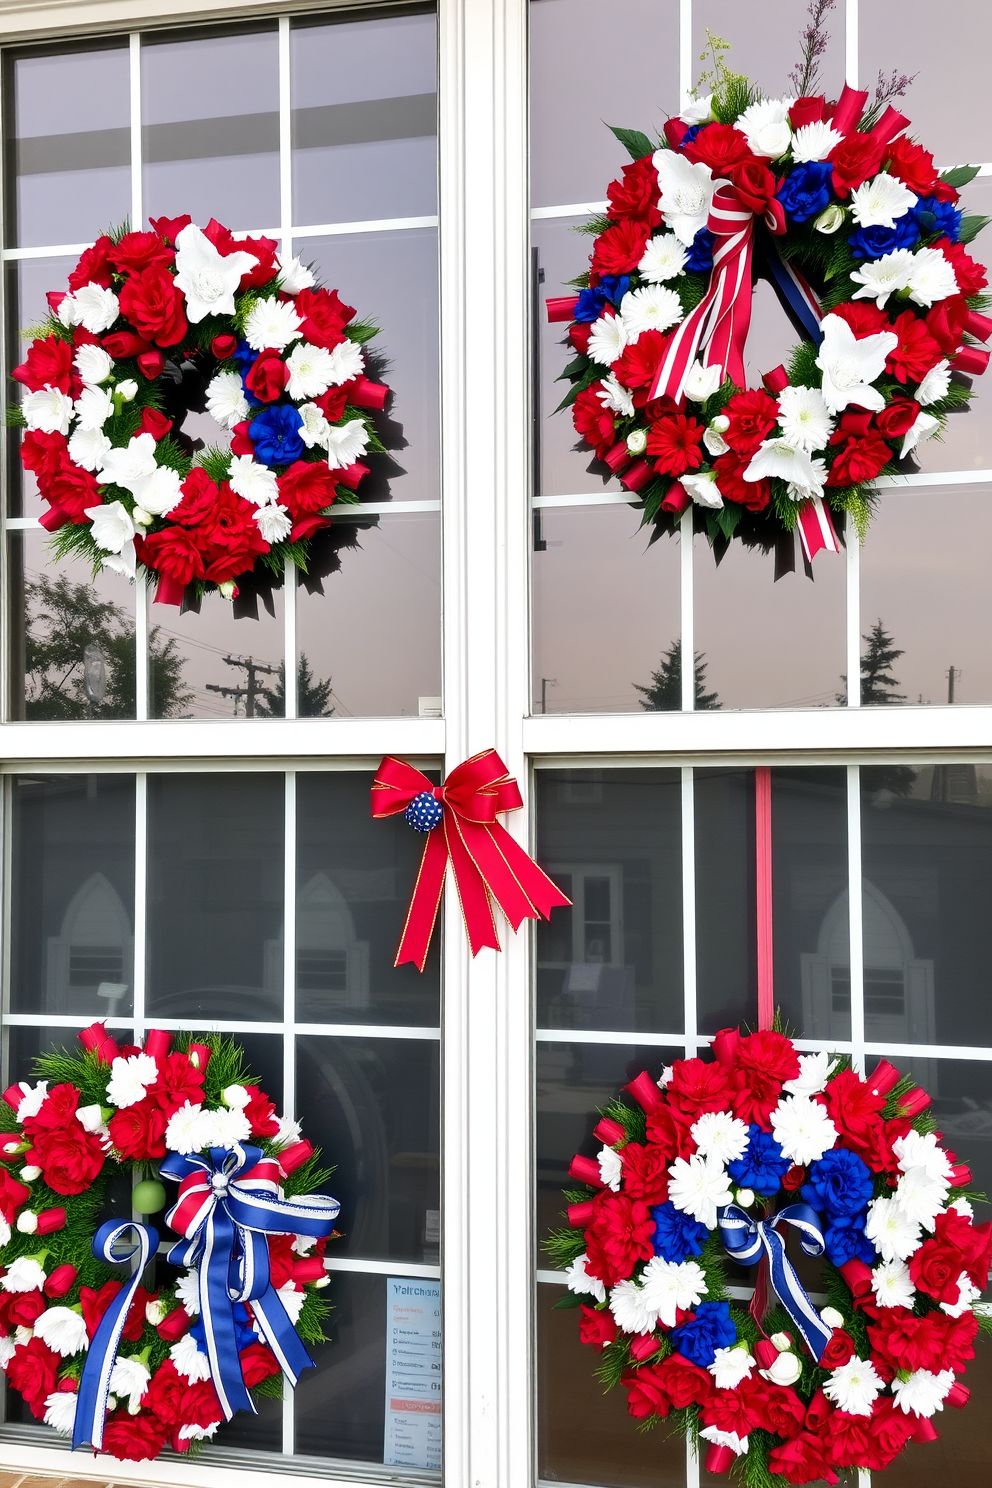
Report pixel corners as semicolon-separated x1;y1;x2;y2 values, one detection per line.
181;1377;224;1428
144;1359;186;1428
579;1304;618;1351
20;430;69;480
819;1069;885;1155
884;137;940;196
622;1363;672;1420
664;1057;734;1122
875;399;920;440
108;1098;168;1161
572;384;617;458
618;1142;669;1203
942;1308;981;1370
656;1352;712;1408
867;1307;949;1374
294;287;356;349
21;1082;80;1138
937;239;988;297
591;219;651;279
607;156;662;227
613;329;669;394
735;1032;800;1084
31;1124;105;1195
828;132;885;197
584;1191;656;1288
267;1233;297;1290
700;1384;759;1440
245;350;288;402
729;1031;800;1126
768;1432;838;1485
683;123;753;175
825;429;891;488
100;1411;168;1461
644;1102;694;1162
37;462;101;525
80;1280;123;1339
713;451;770;513
885;310;943;384
277;460;339;517
927;1207;992;1290
741;1375;806;1440
822;1409;872;1468
243;1086;280;1138
863;1397;914;1471
0;1166;31;1224
829;300;891;339
198;484;270;583
234;234;280;289
69;236;114;291
109;231;175;275
12;336;76;395
646;414;705;477
239;1342;281;1387
724;389;779;455
118;267;187;347
170;466;221;527
138;527;206;585
5;1337;59;1415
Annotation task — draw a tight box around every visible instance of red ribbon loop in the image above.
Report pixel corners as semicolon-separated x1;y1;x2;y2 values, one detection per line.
372;751;571;971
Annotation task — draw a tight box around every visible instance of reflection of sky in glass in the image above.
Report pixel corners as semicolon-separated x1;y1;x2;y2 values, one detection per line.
147;583;285;721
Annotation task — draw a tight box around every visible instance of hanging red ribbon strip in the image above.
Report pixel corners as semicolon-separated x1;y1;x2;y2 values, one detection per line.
372;751;571;971
754;766;774;1032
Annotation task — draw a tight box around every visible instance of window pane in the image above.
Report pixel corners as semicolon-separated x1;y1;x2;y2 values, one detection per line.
535;769;682;1034
10;775;135;1017
297;1035;439;1264
860;766;992;1048
146;773;284;1019
694;768;758;1035
532;504;681;714
691;0;846;100
5;43;130;249
145;580;285;720
6;256;76;518
141;27;279;233
291;10;437;226
860;489;992;706
296;772;440;1025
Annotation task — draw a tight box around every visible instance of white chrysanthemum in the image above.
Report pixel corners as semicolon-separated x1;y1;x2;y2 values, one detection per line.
74;344;113;386
292;1233;317;1256
277;1281;305;1325
324;338;365;387
22;386;73;435
680;93;714;126
783;1051;838;1096
587;312;627;367
691;1111;749;1166
699;1426;749;1456
254;503;293;544
917;359;952;405
106;1051;158;1109
638;232;688;284
35;1306;90;1357
901;410;940;458
205;370;250;430
75;1104;108;1137
277;255;316;295
564;1252;606;1305
667;1153;733;1230
895;1129;955;1180
56;293;81;328
0;1218;10;1248
598;1145;623;1192
174;225;257;323
85;500;135;558
639;1256;706;1329
620;284;683;341
737;96;793;158
850;247;917;308
285;341;338;401
201;1105;252;1149
822;1356;884;1417
608;1278;654;1334
43;1388;77;1434
816;314;898;413
894;1166;950;1229
15;1082;49;1120
274;1114;302;1148
244;297;304;353
850;173;918;229
596;374;635;417
770;1095;838;1166
2;1256;46;1293
892;1368;955;1418
75;385;115;432
652;149;717;246
98;432;158;495
865;1197;922;1262
72;283;120;335
745;440;826;499
179;1422;220;1442
165;1101;209;1155
170;1332;212;1382
299;401;333;449
907;247;959;307
941;1273;980;1317
325;419;370;470
949;1197;974;1219
790;121;844;162
682;469;724;508
0;1336;15;1368
229;454;279;507
776;384;833;453
684;361;722;403
68;426;112;472
871;1259;916;1309
658;1067;673;1087
709;1345;755;1390
175;1269;201;1315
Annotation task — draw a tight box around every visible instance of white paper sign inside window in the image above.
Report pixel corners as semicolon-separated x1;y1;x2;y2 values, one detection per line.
384;1276;441;1469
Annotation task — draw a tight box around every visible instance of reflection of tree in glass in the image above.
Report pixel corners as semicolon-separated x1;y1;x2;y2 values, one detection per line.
859;619;907;706
25;575;191;720
634;639;720;711
255;656;335;718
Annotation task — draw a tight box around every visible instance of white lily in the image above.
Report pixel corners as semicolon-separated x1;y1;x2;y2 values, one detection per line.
174;225;257;324
815;313;898;414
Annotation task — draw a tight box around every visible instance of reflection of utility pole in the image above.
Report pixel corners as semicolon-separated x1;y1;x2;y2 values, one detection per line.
540;677;558;714
946;665;957;704
206;655;278;718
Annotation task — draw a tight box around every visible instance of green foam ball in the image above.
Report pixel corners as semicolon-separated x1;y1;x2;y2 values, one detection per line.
133;1179;167;1214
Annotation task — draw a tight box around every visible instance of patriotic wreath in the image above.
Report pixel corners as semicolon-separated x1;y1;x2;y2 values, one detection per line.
12;217;390;607
550;1028;991;1485
0;1022;339;1462
549;78;991;563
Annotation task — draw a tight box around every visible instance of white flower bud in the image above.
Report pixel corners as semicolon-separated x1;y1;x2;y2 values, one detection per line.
820;1307;845;1331
313;1275;331;1288
76;1104;106;1133
19;1167;41;1182
710;414;730;433
814;204;846;235
132;507;153;527
219;582;237;600
106;1395;117;1411
16;1212;38;1234
764;1351;802;1386
735;1188;755;1208
223;1084;251;1110
771;1331;792;1352
115;379;139;401
626;428;647;455
145;1298;166;1326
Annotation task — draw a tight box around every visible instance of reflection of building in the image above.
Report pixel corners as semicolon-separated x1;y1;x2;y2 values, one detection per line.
264;872;370;1010
46;871;133;1016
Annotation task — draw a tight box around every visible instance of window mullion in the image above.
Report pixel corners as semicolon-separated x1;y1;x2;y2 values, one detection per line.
680;509;693;712
847;762;865;1073
282;768;296;1457
132;771;147;1042
681;766;696;1058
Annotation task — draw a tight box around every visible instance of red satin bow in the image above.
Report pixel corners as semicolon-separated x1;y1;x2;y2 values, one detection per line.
372;751;571;971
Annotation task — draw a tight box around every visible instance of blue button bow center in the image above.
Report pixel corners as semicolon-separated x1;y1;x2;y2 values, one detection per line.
405;791;444;833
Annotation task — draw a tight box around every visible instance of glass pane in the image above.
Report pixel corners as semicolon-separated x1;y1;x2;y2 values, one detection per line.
5;44;130;249
691;0;846;100
532;505;681;714
296;772;440;1026
6;256;75;518
530;0;680;210
299;229;439;503
535;769;683;1034
291;10;437;227
10;775;135;1017
9;531;137;721
146;580;285;720
296;1035;440;1263
860;488;992;706
146;773;284;1019
295;513;441;717
694;533;846;709
769;767;850;1041
141;27;279;233
860;766;992;1048
694;768;758;1035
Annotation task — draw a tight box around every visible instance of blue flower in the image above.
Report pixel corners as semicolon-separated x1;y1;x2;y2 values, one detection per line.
651;1201;709;1262
670;1301;737;1368
685;228;714;273
680;124;703;151
598;274;631;306
849;215;921;260
192;1302;255;1354
232;337;258;375
823;1211;877;1267
777;162;834;223
574;287;609;323
249;404;305;467
801;1148;874;1218
728;1125;790;1197
915;196;963;243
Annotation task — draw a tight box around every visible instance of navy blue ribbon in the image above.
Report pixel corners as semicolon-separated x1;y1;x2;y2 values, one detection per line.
761;236;825;347
718;1201;832;1362
73;1219;157;1451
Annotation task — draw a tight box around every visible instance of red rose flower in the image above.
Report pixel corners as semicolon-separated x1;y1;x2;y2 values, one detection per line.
790;96;828;129
245;350;289;402
584;1192;656;1288
829;301;891;338
118;267;187;347
138;527;206;585
235;234;280;289
656;1352;712;1408
277;459;339;518
573;384;617;458
782;1164;806;1191
80;1280;123;1339
622;1363;672;1419
928;1207;992;1290
144;1359;186;1428
724;389;779;455
607;156;662;227
12;336;76;395
243;1086;280;1138
6;1338;59;1415
713;451;771;512
31;1123;105;1195
69;236;114;291
579;1304;618;1351
820;1328;856;1369
664;1058;734;1122
683;123;753;175
768;1432;837;1485
239;1341;281;1387
0;1166;31;1224
138;407;173;441
108;1098;168;1161
108;231;175;275
885;310;943;384
926;294;969;355
731;159;780;217
618;1141;669;1203
875;399;920;439
822;1409;872;1468
908;1236;969;1305
644;1103;694;1162
100;1411;168;1461
591;219;652;279
20;430;69;480
741;1375;806;1439
828;133;885;197
315;383;351;422
937;239;989;297
825;429;891;487
614;329;669;395
102;330;152;358
0;1289;46;1330
21;1082;80;1138
294;287;356;349
646;414;705;476
149;214;192;245
863;1397;914;1470
884;137;940;196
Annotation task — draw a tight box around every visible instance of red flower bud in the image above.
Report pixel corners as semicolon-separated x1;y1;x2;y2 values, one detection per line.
157;1305;191;1341
2;1085;24;1112
44;1263;77;1298
347;376;389;410
711;1028;742;1066
142;1028;172;1061
568;1154;604;1189
912;1416;940;1443
603;441;632;474
620;458;654;493
36;1208;67;1235
949;1163;972;1187
899;1087;932;1118
628;1333;659;1362
866;1059;901;1097
546;295;579;324
946;1380;970;1408
567;1200;596;1228
137;349;166;379
624;1071;664;1113
278;1139;314;1176
839;1258;874;1302
704;1443;736;1475
593;1117;626;1146
187;1043;212;1073
291;1256;325;1285
230;421;255;457
333;460;370;491
138;408;173;441
102;332;153;359
754;1338;779;1370
211;334;238;360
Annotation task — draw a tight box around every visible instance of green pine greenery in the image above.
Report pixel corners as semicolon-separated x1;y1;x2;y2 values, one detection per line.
634;638;720;711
